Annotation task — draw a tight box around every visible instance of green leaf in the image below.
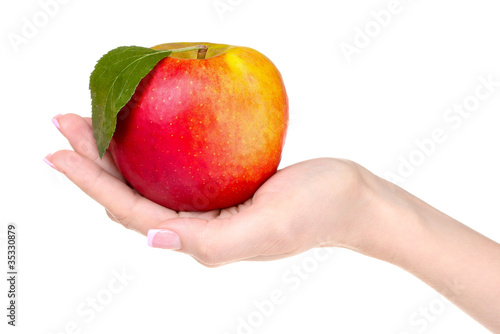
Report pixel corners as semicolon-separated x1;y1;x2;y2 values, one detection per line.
89;46;172;158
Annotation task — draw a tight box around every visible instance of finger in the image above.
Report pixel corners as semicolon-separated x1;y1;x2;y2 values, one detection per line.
148;205;299;266
56;113;124;181
48;150;178;234
83;117;92;127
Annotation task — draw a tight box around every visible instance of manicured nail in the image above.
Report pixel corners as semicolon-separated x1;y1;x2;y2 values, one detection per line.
52;114;62;132
147;229;182;250
43;153;60;172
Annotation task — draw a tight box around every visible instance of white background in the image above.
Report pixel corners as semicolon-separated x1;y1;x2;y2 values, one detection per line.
1;0;499;333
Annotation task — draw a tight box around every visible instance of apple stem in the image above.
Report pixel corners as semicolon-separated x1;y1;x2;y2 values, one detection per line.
169;45;209;59
197;45;208;59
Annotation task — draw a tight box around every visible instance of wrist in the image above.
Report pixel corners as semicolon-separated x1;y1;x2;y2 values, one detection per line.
340;174;427;264
311;160;427;261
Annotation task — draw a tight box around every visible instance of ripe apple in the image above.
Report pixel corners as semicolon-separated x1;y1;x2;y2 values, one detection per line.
109;42;288;211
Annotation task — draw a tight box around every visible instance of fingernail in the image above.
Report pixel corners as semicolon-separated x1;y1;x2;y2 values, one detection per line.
43;153;61;172
147;229;181;250
52;114;62;132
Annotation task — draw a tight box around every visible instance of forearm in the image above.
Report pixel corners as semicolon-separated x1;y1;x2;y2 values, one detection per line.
360;182;500;332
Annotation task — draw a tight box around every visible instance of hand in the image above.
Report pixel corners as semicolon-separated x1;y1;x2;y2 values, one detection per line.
46;113;384;267
46;113;500;331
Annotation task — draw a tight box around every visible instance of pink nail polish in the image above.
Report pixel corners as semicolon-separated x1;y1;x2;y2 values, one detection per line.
52;114;62;132
43;153;60;172
147;229;182;250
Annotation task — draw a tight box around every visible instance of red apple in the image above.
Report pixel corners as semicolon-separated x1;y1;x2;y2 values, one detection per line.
109;42;288;211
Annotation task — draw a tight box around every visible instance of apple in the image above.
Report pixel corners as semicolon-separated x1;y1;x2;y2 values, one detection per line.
109;42;288;211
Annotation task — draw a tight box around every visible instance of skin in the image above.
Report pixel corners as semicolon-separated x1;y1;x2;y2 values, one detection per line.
47;114;500;332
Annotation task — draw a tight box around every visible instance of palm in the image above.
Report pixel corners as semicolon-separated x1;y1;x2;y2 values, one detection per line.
52;113;354;265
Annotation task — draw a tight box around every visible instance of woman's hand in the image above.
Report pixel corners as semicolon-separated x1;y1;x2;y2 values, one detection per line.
46;113;500;331
46;113;385;267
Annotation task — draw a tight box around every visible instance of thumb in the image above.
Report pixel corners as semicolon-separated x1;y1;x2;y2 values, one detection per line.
147;209;281;266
